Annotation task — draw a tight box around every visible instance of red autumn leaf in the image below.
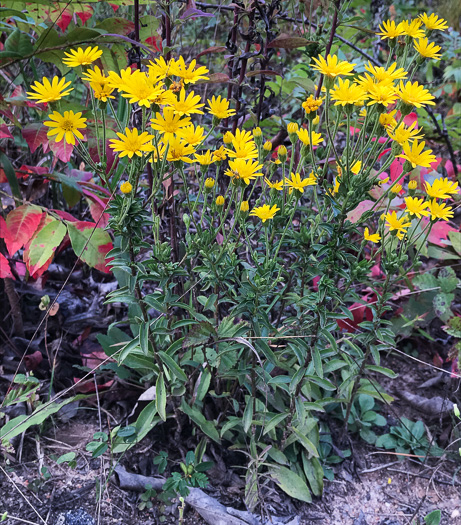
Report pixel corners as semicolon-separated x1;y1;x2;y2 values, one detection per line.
24;350;43;371
390;157;405;182
424;218;457;247
52;209;78;222
0;252;14;279
337;294;375;333
50;139;75;163
4;204;43;256
24;219;67;276
67;221;113;273
50;6;73;32
0;124;13;139
0;217;14;251
145;35;162;52
75;5;94;25
73;377;114;393
83;190;110;228
22;124;50;154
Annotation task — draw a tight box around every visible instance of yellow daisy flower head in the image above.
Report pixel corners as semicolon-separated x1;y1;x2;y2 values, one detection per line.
419;13;448;31
302;95;323;114
44;110;87;145
121;73;167;108
27;76;73;103
147;56;178;82
169;88;205;116
62;46;102;68
391;183;403;194
400;19;426;39
150;107;191;140
81;66;107;85
264;177;284;191
120;181;133;194
387;121;424;145
212;146;228;162
225;159;263;185
165;135;196;163
206;95;236;120
367;83;399;107
379;110;398;129
194;150;216;166
173;57;209;84
330;78;368;106
414;38;442;60
397;80;435;108
398;139;437;168
365;62;408;82
109;128;155;158
250;204;280;223
223;131;234;144
107;67;137;91
177;124;205;146
297;128;323;146
377;20;405;40
351;161;362;175
364;227;381;243
284;172;317;194
425;177;459;199
385;211;412;233
226;129;258;160
91;81;115;102
311;54;356;78
404;196;429;218
428;199;454;221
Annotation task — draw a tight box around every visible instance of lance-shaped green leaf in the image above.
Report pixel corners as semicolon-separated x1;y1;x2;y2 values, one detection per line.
25;219;67;274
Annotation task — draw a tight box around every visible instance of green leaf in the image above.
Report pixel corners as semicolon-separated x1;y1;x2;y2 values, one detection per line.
302;453;324;497
25;219;67;274
180;399;220;443
67;221;112;273
196;369;211;402
365;364;398;378
292;427;319;457
424;510;441;525
243;398;254;434
156;373;167;421
268;466;312;503
159;351;187;382
0;8;28;21
4;29;33;57
263;412;289;435
56;452;76;465
0;151;21;201
139;323;149;355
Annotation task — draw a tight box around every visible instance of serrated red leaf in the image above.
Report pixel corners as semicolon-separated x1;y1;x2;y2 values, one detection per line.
67;221;113;273
22;124;50;154
5;205;43;256
0;252;14;279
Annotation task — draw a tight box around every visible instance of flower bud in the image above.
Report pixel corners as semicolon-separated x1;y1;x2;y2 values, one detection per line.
263;140;272;152
205;177;215;192
390;183;402;195
216;195;225;207
120;181;133;194
253;127;263;146
223;131;234;144
240;200;249;213
312;115;320;125
183;213;191;230
408;180;417;196
277;145;288;162
287;122;299;144
454;403;460;418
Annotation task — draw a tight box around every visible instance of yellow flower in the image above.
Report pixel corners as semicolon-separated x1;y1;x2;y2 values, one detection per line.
302;95;323;114
27;76;73;103
385;211;412;234
216;195;225;207
240;201;249;213
169;88;205;116
207;95;236;119
391;183;403;194
311;54;356;78
387;121;424;144
264;178;284;191
297;129;323;146
330;78;368;106
263;140;272;152
177;124;205;146
173;57;209;84
121;72;166;107
377;20;405;40
225;159;263;185
204;178;215;190
253;127;262;138
408;180;417;190
425;177;459;199
150;107;191;140
81;66;107;85
428;199;454;221
284;172;317;194
91;82;115;102
329;179;340;196
107;67;137;91
367;83;399;107
364;62;408;82
44;110;87;145
120;181;133;194
400;19;426;39
109;128;155;158
250;204;280;223
419;13;448;31
397;81;435;108
351;161;361;174
287;122;299;134
414;38;442;60
194;150;216;165
165;136;196;163
148;56;178;81
398;139;437;168
278;145;288;161
364;227;381;243
212;146;228;162
62;46;102;67
226;129;258;160
404;196;429;218
223;131;234;144
379;110;398;129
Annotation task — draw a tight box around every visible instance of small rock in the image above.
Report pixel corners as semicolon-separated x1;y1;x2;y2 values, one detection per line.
56;509;95;525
